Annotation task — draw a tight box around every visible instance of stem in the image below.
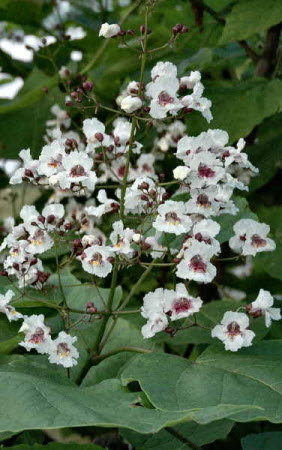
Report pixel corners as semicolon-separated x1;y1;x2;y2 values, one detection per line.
81;0;143;75
119;116;137;220
117;261;155;311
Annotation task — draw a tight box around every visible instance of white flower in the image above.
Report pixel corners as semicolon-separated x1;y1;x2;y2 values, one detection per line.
185;187;221;217
81;245;113;277
147;77;182;119
10;149;39;184
38;140;66;177
164;283;203;321
190;219;221;254
58;151;97;193
42;203;65;230
110;220;134;256
120;95;142;113
141;288;168;338
211;311;255;352
83;118;112;152
229;219;276;256
0;290;23;322
142;313;168;338
19;314;52;354
180;71;201;89
182;82;213;122
173;166;190;180
153;200;192;235
47;105;71;129
135;154;157;179
187;152;225;189
113;118;132;146
48;331;79;368
25;228;54;254
85;189;119;218
99;22;120;38
248;289;281;328
224;138;258;173
176;240;216;283
151;62;178;80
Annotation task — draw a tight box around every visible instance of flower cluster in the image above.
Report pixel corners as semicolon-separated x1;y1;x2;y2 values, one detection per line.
212;289;281;351
0;294;78;367
141;284;203;338
1;24;279;363
116;61;212;121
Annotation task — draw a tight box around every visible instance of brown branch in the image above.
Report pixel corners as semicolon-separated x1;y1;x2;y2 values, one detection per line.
256;22;282;77
239;39;259;62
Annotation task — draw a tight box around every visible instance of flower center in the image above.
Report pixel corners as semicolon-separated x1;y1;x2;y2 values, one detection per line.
29;327;45;344
91;252;103;265
172;297;192;314
194;232;212;245
251;234;266;248
226;321;241;337
30;230;44;246
196;194;211;208
57;342;70;357
198;163;215;178
189;255;207;273
165;212;180;226
158;91;174;105
48;157;61;168
70;165;86;177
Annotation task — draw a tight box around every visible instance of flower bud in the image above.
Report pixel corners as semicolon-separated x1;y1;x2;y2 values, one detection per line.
82;81;94;91
37;215;45;224
86;302;98;314
138;181;149;190
95;132;104;142
0;270;8;277
127;29;135;35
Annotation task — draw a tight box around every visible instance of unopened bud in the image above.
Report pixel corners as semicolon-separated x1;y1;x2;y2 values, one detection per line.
86;302;97;314
127;29;135;36
138;181;149;190
172;23;184;35
37;215;45;224
82;81;94;91
95;132;104;142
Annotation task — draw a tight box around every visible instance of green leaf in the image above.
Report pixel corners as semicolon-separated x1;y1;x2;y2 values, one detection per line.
122;419;234;449
0;0;52;27
0;316;22;354
122;341;282;423
81;352;134;387
255;207;282;279
1;444;103;450
241;432;282;450
0;354;253;434
220;0;282;44
216;197;258;243
248;114;282;191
